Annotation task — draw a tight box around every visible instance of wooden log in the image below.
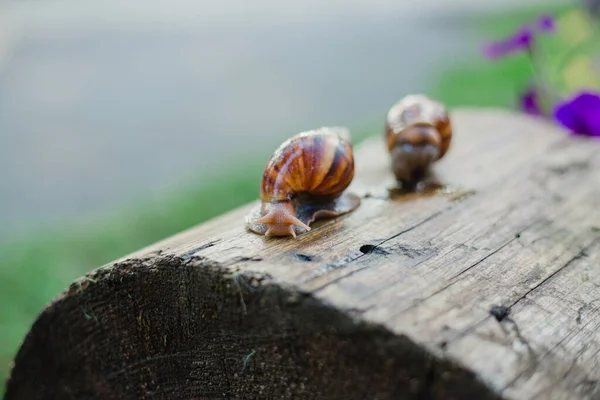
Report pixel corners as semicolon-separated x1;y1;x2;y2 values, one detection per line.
5;109;600;400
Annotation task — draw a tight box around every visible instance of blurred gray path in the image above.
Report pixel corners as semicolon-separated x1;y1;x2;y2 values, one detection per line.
0;0;562;241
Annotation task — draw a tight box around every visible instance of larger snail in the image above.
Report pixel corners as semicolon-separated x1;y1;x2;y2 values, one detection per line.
385;94;452;188
246;127;360;238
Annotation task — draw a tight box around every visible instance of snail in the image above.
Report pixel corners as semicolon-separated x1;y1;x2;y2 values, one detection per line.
246;127;361;238
385;94;452;189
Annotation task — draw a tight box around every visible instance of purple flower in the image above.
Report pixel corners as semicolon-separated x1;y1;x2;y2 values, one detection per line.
553;91;600;137
482;15;556;60
483;27;533;60
536;15;556;33
520;87;544;116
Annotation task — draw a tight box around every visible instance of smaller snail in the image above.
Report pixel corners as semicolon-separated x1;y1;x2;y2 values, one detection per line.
246;127;360;238
385;94;452;189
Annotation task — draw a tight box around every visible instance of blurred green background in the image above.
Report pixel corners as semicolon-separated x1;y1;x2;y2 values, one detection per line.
0;0;588;394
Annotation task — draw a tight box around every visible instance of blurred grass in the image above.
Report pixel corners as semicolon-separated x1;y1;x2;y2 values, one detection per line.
0;2;578;394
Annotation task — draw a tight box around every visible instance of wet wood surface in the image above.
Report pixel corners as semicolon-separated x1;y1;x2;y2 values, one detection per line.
5;109;600;400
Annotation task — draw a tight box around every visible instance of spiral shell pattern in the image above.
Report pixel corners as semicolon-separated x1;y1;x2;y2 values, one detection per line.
260;127;355;203
385;94;452;159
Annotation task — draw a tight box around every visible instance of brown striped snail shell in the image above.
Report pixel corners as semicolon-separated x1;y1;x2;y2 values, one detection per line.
246;127;360;238
385;94;452;188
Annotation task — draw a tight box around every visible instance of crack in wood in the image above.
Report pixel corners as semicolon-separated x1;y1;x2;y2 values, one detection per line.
500;316;538;377
506;239;598;315
449;236;519;281
179;240;221;262
309;209;450;292
496;239;600;394
382;220;542;324
354;240;472;304
357;201;549;307
222;256;264;267
576;297;600;325
451;237;598;353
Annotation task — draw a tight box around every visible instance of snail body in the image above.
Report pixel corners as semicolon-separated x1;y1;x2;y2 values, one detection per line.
385;94;452;188
246;127;360;237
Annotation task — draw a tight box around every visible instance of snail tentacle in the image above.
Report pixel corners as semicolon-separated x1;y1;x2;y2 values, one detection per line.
253;201;311;237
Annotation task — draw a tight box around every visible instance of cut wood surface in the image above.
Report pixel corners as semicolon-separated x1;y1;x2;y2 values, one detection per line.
5;108;600;400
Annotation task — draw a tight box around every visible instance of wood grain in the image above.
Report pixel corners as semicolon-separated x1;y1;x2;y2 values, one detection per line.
5;108;600;400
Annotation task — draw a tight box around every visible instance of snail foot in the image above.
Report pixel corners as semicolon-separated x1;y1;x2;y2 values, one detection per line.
250;201;310;238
